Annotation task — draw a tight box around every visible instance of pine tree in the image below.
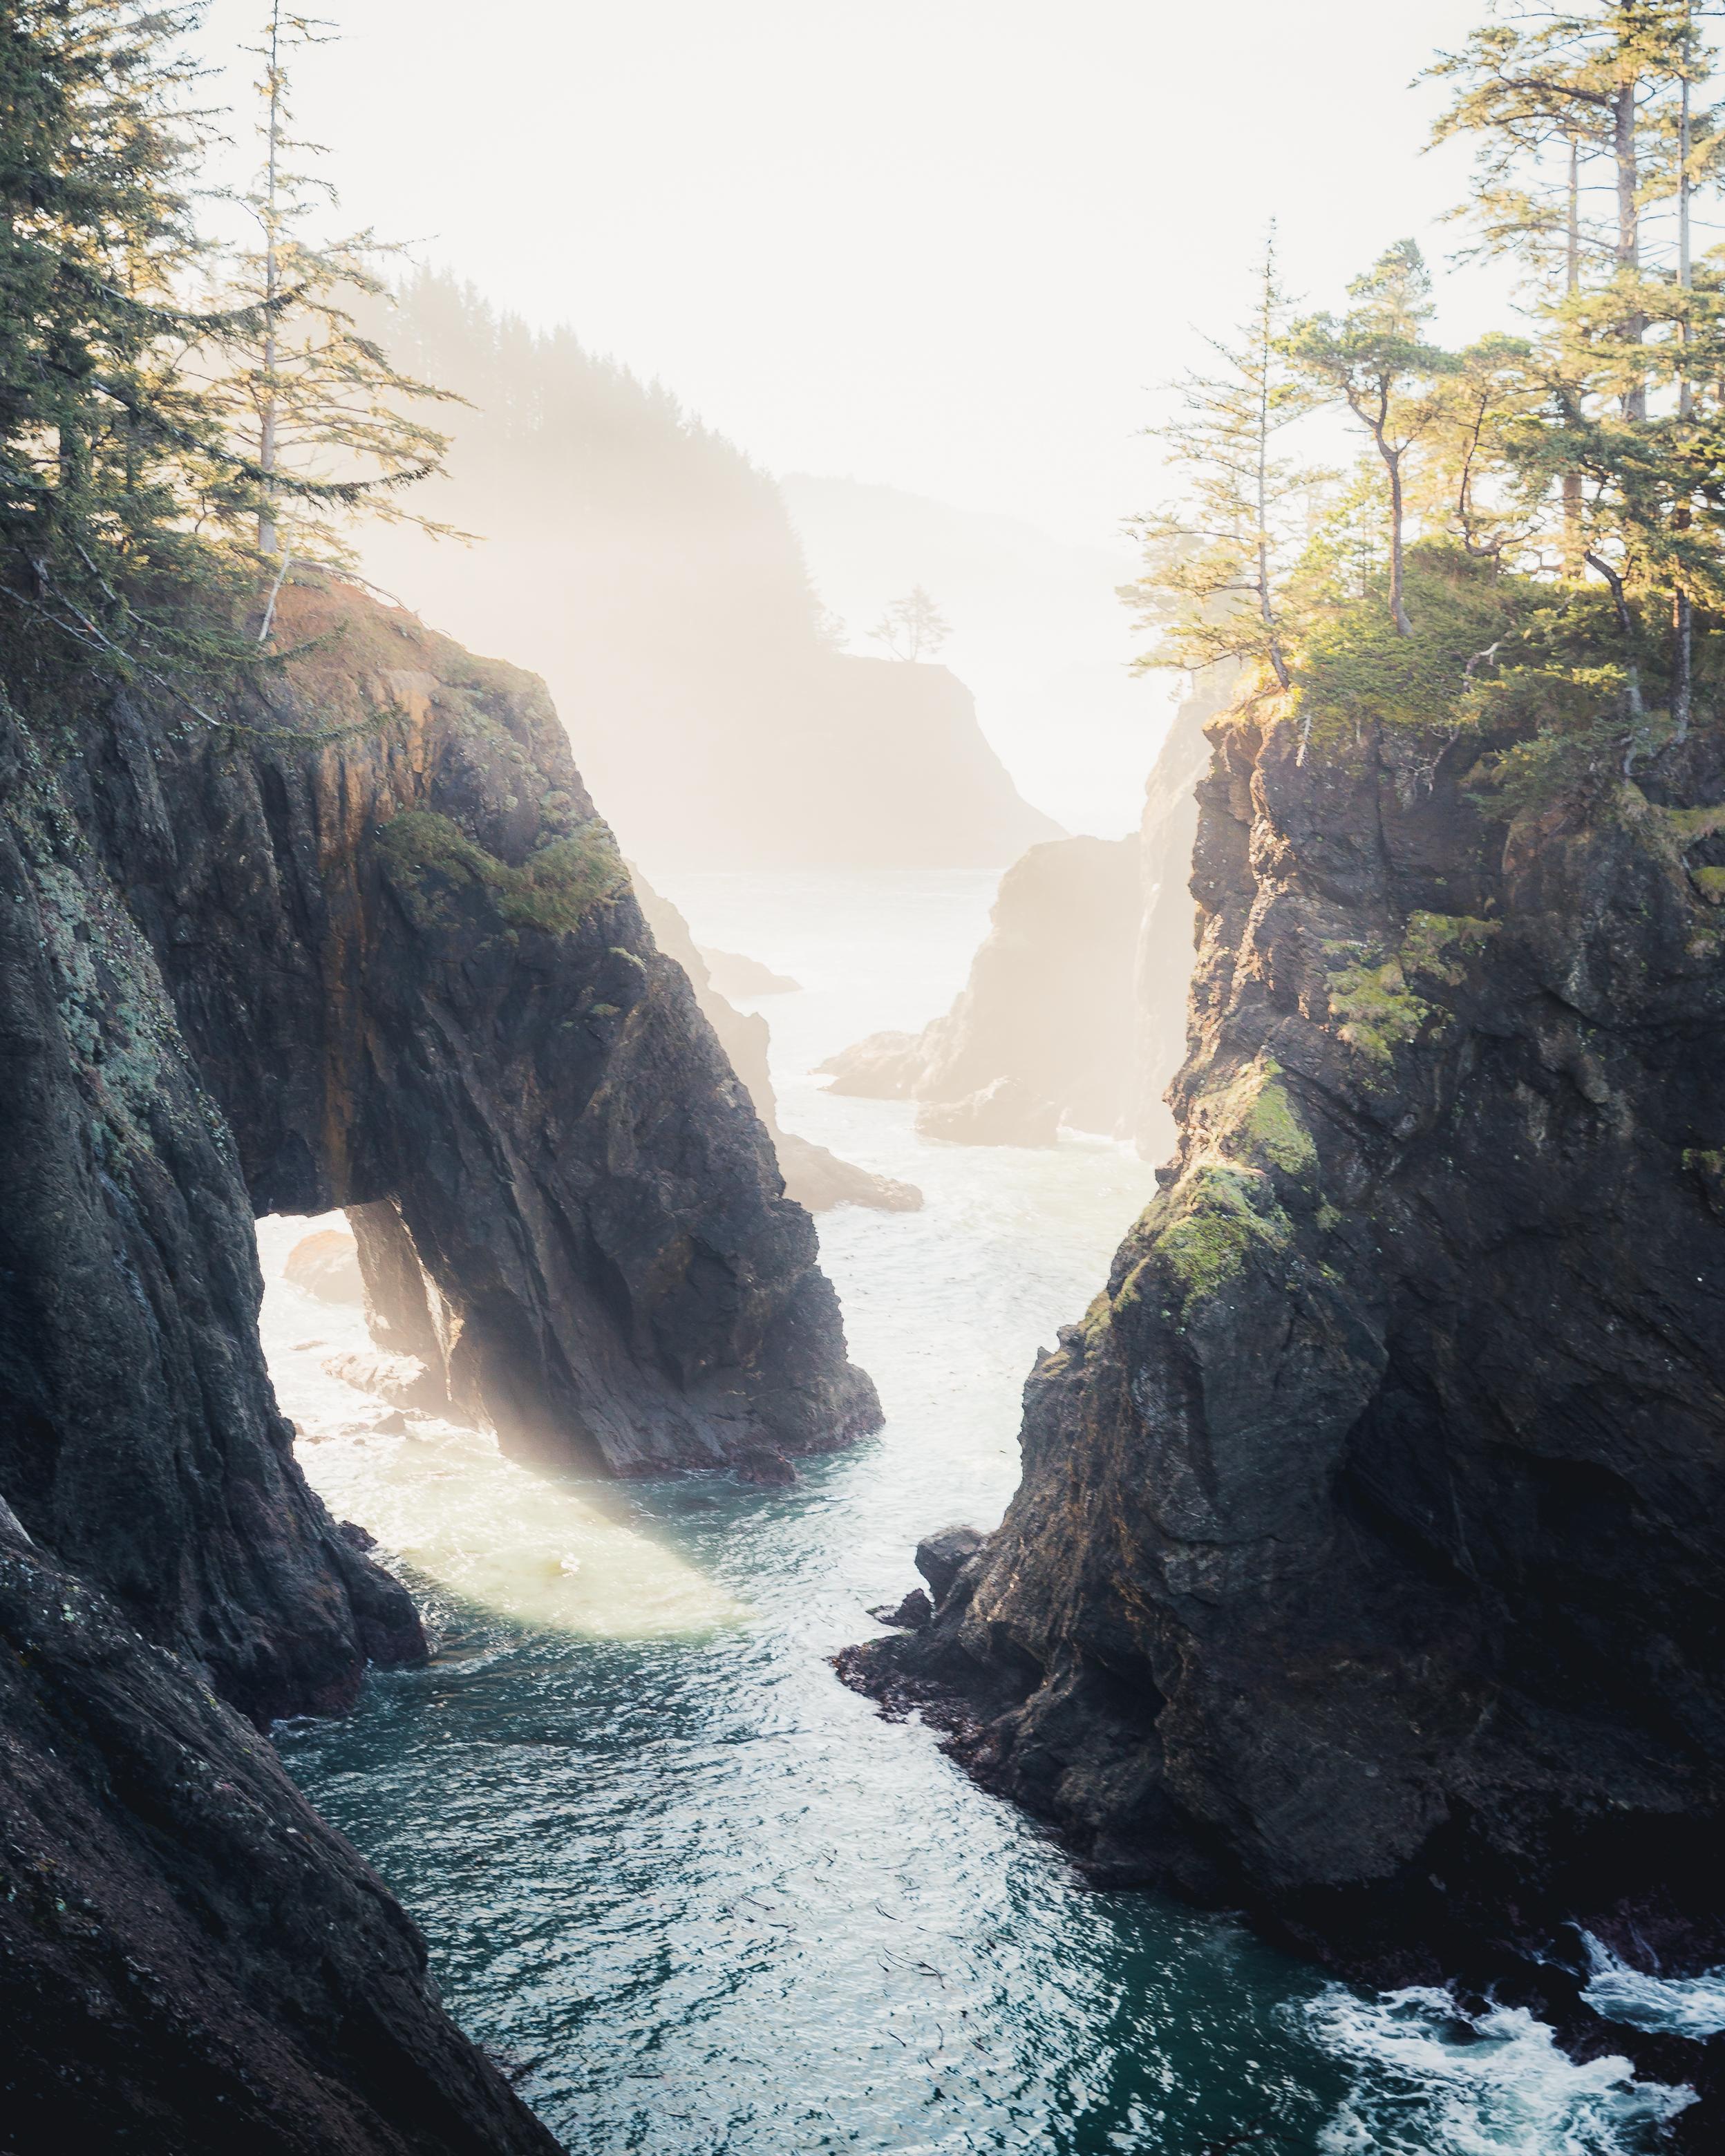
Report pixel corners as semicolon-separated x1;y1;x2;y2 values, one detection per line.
2;3;225;583
211;1;460;608
867;585;950;661
1431;1;1724;726
1284;242;1455;635
1123;231;1319;689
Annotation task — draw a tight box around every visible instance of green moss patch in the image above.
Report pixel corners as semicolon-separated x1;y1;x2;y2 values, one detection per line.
1157;1164;1292;1305
1326;946;1433;1063
1399;910;1499;986
377;811;625;935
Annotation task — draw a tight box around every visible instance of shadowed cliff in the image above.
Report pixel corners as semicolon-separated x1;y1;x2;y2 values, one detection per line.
842;685;1725;2117
0;574;877;2148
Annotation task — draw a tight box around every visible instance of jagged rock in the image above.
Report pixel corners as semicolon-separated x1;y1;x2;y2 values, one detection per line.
98;580;878;1477
775;1132;922;1212
914;1526;987;1607
822;834;1140;1139
733;1448;798;1487
817;675;1230;1160
282;1227;364;1305
842;690;1725;2034
1133;670;1237;1164
0;679;422;1725
819;1028;925;1098
915;1077;1058;1148
632;868;922;1213
869;1589;933;1630
701;947;800;996
0;1507;558;2156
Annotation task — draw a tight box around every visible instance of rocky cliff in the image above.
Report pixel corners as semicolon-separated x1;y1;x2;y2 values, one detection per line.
365;276;1062;872
0;574;876;2146
842;688;1725;2094
1131;672;1235;1162
820;678;1225;1153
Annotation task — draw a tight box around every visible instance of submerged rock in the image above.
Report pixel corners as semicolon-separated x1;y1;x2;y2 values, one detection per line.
842;688;1725;2041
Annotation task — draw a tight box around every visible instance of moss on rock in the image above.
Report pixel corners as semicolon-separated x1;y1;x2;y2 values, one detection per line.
377;810;626;936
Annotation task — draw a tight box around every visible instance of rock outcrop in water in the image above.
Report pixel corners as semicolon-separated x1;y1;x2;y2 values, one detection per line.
630;871;920;1215
819;834;1141;1141
0;1500;559;2156
842;687;1725;2079
820;678;1229;1155
129;580;874;1477
1;572;876;2146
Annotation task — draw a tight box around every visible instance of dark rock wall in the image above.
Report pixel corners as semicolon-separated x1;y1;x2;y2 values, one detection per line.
0;575;878;2148
0;690;420;1725
0;1502;558;2155
845;690;1725;1980
87;581;877;1477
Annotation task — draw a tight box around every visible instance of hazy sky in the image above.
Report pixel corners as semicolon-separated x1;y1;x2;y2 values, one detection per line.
196;0;1505;550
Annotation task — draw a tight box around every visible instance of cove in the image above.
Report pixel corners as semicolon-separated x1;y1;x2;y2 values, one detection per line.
267;871;1690;2155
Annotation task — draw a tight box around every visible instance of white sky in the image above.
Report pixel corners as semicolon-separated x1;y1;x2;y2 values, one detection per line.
194;0;1507;551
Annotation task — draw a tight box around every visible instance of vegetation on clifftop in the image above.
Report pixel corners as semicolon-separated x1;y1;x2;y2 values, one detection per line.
1128;0;1725;811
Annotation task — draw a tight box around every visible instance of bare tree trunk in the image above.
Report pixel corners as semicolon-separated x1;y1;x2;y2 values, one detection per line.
1614;78;1646;422
1386;448;1410;636
256;0;283;557
1562;134;1584;576
1674;8;1694;740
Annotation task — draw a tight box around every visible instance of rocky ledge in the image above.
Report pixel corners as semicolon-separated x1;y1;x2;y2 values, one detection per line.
840;688;1725;2137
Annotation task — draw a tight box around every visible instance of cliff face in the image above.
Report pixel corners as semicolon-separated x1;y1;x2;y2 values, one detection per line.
0;575;876;2147
364;277;1062;873
99;582;876;1478
843;693;1725;2001
1132;673;1234;1163
0;1500;558;2156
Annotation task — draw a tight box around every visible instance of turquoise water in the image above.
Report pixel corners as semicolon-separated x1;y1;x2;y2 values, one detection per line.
264;871;1693;2154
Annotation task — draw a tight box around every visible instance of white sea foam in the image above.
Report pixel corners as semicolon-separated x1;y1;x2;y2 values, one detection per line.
1305;1983;1695;2155
1581;1933;1725;2041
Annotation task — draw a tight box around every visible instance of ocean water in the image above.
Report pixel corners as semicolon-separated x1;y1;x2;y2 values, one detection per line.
261;869;1693;2154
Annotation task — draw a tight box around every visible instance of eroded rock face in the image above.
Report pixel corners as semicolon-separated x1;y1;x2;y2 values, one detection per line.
95;582;878;1477
0;574;876;2145
0;1504;558;2156
0;687;422;1725
843;692;1725;2007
